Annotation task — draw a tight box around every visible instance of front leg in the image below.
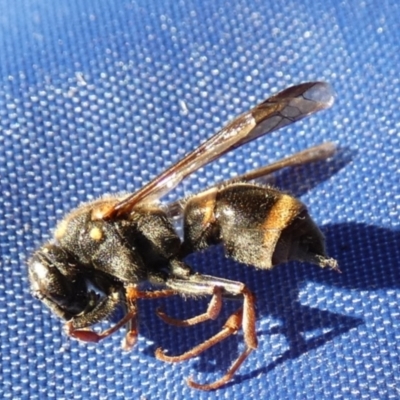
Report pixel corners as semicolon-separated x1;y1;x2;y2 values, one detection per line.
66;285;178;348
64;287;133;344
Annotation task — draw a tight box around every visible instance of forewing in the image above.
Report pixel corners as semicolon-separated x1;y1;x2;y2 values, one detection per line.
103;82;334;219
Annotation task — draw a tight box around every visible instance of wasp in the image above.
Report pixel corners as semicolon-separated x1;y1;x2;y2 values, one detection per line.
28;82;339;390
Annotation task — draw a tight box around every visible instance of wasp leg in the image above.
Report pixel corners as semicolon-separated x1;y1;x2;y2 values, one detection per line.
64;285;178;346
121;290;139;350
122;286;178;349
64;287;136;344
156;286;223;327
189;347;254;390
156;274;257;390
155;261;228;326
127;286;178;300
123;312;139;350
156;308;256;391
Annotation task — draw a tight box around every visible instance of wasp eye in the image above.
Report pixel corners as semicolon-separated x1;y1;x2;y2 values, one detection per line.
28;244;91;316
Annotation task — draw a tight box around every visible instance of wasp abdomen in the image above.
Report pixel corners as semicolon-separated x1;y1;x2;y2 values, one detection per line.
184;183;332;270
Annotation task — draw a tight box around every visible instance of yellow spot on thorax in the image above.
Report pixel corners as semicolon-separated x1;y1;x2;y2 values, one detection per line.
89;226;103;241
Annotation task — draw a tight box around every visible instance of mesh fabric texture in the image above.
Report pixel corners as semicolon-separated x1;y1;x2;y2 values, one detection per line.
0;0;399;399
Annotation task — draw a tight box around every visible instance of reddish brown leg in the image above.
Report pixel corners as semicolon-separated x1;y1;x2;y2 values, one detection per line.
188;347;254;391
65;305;138;344
123;285;179;349
122;289;140;350
156;287;223;327
155;282;258;391
65;286;178;346
123;286;178;349
155;308;243;362
187;287;258;390
127;286;178;300
122;314;139;350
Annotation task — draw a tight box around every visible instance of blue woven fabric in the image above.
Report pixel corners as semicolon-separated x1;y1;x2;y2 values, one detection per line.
0;0;399;398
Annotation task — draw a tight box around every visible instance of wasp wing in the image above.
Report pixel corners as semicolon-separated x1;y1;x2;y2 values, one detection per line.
219;142;337;186
103;82;334;219
164;142;337;219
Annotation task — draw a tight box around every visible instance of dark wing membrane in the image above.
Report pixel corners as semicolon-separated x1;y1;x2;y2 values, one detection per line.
104;82;334;219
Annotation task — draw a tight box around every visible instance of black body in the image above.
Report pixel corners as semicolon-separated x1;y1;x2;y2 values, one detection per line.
29;182;335;334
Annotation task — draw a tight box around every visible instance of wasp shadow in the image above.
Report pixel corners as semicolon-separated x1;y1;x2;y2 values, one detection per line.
137;148;354;371
138;147;399;386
